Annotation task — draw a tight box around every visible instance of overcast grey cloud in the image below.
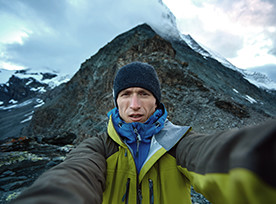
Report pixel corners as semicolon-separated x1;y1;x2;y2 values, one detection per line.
215;0;275;24
0;0;276;81
204;30;244;58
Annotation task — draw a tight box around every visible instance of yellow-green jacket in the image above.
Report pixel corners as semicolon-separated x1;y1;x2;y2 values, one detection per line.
12;119;276;204
103;117;192;204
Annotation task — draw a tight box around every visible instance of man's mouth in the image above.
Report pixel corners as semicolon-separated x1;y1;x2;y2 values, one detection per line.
129;114;143;122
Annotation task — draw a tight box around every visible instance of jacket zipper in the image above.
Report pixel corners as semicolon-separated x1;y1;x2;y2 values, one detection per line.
122;178;130;204
133;128;143;203
133;127;141;157
149;179;154;204
124;126;143;203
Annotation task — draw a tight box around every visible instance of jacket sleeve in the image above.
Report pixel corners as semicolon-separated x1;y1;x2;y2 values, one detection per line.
176;119;276;204
11;134;107;204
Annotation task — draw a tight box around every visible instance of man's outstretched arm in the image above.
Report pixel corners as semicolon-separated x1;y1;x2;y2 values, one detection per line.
177;119;276;204
11;135;107;204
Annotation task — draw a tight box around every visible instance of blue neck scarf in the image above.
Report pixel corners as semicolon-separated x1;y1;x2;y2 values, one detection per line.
107;104;167;173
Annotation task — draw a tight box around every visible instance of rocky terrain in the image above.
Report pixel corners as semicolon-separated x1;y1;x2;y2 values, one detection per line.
1;23;276;203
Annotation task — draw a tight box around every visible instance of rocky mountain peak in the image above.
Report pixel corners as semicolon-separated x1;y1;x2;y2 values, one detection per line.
21;23;275;144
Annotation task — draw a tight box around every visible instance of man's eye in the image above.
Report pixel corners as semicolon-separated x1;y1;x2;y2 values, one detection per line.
120;92;129;97
140;92;149;96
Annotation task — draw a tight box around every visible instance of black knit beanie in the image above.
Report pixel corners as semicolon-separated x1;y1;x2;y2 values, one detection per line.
113;62;161;106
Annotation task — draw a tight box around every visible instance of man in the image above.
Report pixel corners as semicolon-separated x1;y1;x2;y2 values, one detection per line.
12;62;276;204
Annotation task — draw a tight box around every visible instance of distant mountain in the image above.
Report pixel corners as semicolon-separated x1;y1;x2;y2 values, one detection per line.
245;64;276;86
0;69;70;141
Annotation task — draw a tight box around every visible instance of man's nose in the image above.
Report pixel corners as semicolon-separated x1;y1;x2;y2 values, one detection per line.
130;95;141;110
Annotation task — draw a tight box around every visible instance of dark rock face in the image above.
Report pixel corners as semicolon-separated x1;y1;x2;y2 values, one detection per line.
0;71;59;141
40;72;57;81
1;23;276;203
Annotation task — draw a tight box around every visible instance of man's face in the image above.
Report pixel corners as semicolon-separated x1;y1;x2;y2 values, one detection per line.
117;87;157;123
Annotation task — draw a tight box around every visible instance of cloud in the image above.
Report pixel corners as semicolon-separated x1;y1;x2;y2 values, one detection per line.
0;0;173;75
167;0;276;68
205;31;244;58
1;0;276;74
266;28;276;57
225;0;275;26
171;1;244;59
216;0;276;60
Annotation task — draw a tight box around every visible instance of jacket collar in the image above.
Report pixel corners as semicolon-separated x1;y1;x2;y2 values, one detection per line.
107;104;167;144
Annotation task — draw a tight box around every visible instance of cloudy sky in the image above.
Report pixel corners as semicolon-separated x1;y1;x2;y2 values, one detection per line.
164;0;276;79
0;0;276;79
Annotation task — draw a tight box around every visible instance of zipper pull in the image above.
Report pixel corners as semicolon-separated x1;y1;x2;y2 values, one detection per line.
149;179;154;204
136;134;141;157
133;128;141;157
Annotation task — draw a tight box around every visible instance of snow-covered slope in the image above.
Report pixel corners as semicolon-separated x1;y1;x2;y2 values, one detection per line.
0;68;71;88
0;68;71;105
181;34;276;90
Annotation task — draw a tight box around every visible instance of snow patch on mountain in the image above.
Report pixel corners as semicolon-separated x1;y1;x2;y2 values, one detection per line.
0;98;43;110
244;95;257;104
